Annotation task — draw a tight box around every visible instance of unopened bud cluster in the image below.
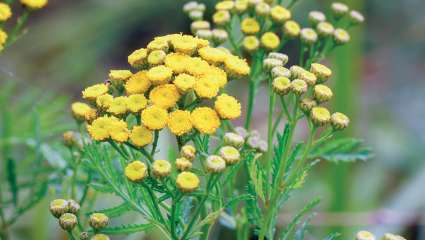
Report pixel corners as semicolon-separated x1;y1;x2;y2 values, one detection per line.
49;199;81;231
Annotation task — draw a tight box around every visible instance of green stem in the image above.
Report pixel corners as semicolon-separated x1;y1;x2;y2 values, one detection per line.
5;10;30;48
151;130;159;156
265;78;277;198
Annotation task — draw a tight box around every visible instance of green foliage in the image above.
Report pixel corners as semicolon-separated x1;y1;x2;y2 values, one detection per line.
310;138;373;162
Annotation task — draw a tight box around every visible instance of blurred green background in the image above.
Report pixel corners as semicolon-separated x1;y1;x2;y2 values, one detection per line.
0;0;424;239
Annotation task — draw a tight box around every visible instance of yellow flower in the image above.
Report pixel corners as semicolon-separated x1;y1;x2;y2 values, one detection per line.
291;79;307;95
125;161;148;182
243;36;260;53
108;118;129;142
272;77;291;95
168;110;193;136
310;63;332;81
141;105;168;130
149;84;180;109
146;65;173;85
176;171;200;192
147;50;166;66
125;71;152;95
334;28;350;44
91;234;110;240
203;67;228;88
219;146;240;164
86;116;111;141
176;157;192;171
164;53;191;74
181;145;196;161
0;3;12;22
71;102;96;122
241;18;260;35
283;20;300;38
173;73;196;93
198;46;228;65
191;107;220;134
270;5;291;23
147;38;169;52
215;1;234;11
261;32;280;50
213;10;231;26
311;107;331;126
127;94;148;113
128;48;148;68
152;160;172;177
224;56;250;77
186;57;210;76
0;30;7;50
170;35;199;55
194;76;219;99
129;125;153;147
109;70;132;83
299;70;317;85
82;84;109;101
206;155;226;173
331;112;349;130
214;94;241;120
356;231;375;240
96;94;113;110
313;84;333;102
20;0;47;10
107;96;128;115
234;0;248;14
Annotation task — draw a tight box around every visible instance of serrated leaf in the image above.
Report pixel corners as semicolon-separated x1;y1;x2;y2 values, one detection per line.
87;202;131;218
247;158;265;202
309;138;373;162
6;157;18;206
92;223;154;235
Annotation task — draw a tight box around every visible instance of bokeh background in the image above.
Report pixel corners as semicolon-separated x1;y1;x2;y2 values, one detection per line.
0;0;424;239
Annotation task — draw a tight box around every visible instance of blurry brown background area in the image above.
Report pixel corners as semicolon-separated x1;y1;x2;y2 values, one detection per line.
0;0;424;239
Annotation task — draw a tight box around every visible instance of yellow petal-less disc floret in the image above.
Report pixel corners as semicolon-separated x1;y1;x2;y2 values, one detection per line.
272;77;291;95
129;125;153;147
241;18;260;35
82;84;109;101
243;36;260;52
152;160;172;177
206;155;226;173
127;94;148;113
107;96;128;116
108;118;129;143
170;35;199;55
173;73;196;93
146;65;173;85
331;112;349;130
270;5;291;23
147;38;169;52
109;70;132;83
310;63;332;81
96;94;113;110
311;107;331;126
176;157;193;171
0;3;12;22
224;56;250;77
194;76;220;99
215;0;234;11
291;79;307;95
214;94;241;120
71;102;96;122
191;107;220;134
283;20;301;38
213;10;231;26
149;84;180;109
141;105;168;130
186;57;211;76
313;84;333;102
202;67;228;88
261;32;280;50
125;161;148;182
219;146;241;164
86;117;112;141
147;50;166;66
168;110;193;136
91;234;110;240
198;46;228;65
128;48;148;68
125;71;151;94
20;0;47;10
176;171;200;192
181;145;196;161
164;53;191;74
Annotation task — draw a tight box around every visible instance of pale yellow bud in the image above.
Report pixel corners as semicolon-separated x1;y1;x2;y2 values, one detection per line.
89;213;109;230
219;146;241;164
272;77;291;95
291;79;308;95
313;84;333;102
311;107;331;126
331;112;349;130
59;213;77;231
206;155;226;173
176;157;192;171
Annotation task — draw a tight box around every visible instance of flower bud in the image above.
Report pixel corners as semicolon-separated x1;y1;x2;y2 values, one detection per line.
270;5;291;23
313;84;333;102
299;71;317;85
183;1;200;14
67;199;80;214
241;18;260;35
80;232;89;240
263;58;283;71
196;3;206;12
50;199;69;218
234;126;249;139
261;32;280;51
271;66;291;78
382;233;406;240
181;145;196;160
290;65;306;79
188;10;204;21
91;234;110;240
147;50;166;66
268;52;288;65
59;213;77;231
283;20;300;38
219;146;241;164
176;171;200;192
311;107;331;126
310;63;332;82
249;130;261;138
355;231;376;240
128;48;148;68
63;131;77;148
191;20;210;34
272;77;291;95
247;0;262;7
176;157;192;171
242;36;260;53
308;11;326;25
255;2;270;16
257;140;268;153
235;0;248;14
195;29;213;40
224;132;245;148
215;1;234;11
247;136;260;149
125;161;147;182
300;28;318;44
291;79;308;95
300;98;317;113
89;213;109;230
334;28;350;44
212;29;228;44
349;10;365;24
331;2;349;17
213;10;231;26
152;160;172;178
206;155;226;173
317;21;335;37
331;112;349;130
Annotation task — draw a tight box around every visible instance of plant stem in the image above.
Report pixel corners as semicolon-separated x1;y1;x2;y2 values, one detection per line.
265;76;277;198
151;130;159;156
5;10;30;48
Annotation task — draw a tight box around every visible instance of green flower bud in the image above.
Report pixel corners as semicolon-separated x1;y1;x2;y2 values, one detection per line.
59;213;77;231
89;213;109;230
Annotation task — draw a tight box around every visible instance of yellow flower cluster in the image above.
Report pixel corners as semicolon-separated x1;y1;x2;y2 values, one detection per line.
73;34;249;144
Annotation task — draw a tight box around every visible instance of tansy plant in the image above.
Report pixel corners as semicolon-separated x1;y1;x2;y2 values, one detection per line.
48;1;372;240
0;0;48;52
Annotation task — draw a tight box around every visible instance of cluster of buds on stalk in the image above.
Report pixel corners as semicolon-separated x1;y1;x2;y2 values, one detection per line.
223;126;268;153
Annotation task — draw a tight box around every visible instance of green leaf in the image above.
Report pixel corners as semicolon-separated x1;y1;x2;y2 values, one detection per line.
190;208;223;236
89;182;114;193
247;157;265;202
93;223;154;235
323;233;341;240
309;138;373;162
6;157;18;206
294;212;315;240
87;202;131;218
